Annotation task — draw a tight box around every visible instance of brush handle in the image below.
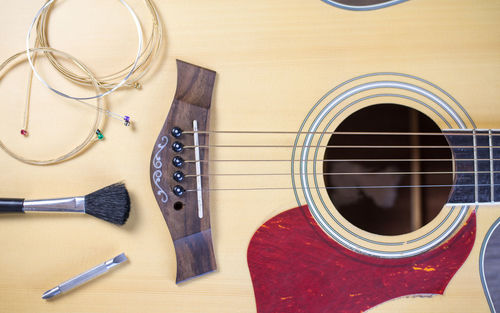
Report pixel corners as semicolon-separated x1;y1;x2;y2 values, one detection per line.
0;198;24;213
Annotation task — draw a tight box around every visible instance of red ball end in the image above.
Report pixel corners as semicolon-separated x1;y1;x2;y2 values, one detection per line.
20;129;28;136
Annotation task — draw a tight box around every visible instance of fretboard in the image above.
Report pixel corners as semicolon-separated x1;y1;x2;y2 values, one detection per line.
443;129;500;204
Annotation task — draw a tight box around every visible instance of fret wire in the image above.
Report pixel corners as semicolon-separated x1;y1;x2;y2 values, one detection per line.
474;130;479;203
185;170;499;177
490;130;495;202
185;183;500;192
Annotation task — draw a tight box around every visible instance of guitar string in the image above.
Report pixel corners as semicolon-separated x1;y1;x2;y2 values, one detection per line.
0;48;103;165
181;154;498;177
35;0;162;89
26;0;144;101
179;158;500;190
181;130;499;149
185;158;496;163
185;183;500;192
14;0;163;140
182;158;496;179
184;170;500;178
177;130;499;191
184;130;497;136
183;144;497;149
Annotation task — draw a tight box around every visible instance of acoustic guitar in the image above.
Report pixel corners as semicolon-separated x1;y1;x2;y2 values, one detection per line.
149;1;500;313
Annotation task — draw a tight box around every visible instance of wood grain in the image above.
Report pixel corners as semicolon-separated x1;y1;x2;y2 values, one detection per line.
150;60;216;283
0;0;499;312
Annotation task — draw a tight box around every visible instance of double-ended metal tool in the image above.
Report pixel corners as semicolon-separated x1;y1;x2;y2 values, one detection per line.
42;253;128;300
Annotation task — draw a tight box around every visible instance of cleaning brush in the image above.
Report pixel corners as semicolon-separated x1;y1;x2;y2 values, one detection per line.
0;183;130;225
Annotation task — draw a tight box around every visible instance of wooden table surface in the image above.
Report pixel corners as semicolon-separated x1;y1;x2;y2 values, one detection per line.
0;0;499;312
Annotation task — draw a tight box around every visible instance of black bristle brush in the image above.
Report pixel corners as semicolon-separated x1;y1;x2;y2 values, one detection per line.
0;182;130;225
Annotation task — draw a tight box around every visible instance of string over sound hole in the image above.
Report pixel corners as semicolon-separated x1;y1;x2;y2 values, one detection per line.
323;104;453;236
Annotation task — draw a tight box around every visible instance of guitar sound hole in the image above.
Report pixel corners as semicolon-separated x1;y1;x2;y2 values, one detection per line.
323;104;453;236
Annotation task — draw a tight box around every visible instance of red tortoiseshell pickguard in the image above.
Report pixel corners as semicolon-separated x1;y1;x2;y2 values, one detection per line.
247;205;476;313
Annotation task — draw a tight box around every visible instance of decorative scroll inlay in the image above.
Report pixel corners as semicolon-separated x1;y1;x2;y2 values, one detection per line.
153;136;169;203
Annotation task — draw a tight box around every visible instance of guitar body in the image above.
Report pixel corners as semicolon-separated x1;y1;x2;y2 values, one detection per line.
238;63;500;313
198;1;499;312
243;70;499;312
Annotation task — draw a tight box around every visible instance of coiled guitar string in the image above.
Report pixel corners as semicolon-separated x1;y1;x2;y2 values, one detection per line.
0;48;103;165
26;0;144;101
7;0;163;165
21;0;162;133
35;0;162;90
23;36;132;132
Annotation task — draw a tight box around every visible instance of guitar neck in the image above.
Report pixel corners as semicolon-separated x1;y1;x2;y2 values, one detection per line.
444;129;500;205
